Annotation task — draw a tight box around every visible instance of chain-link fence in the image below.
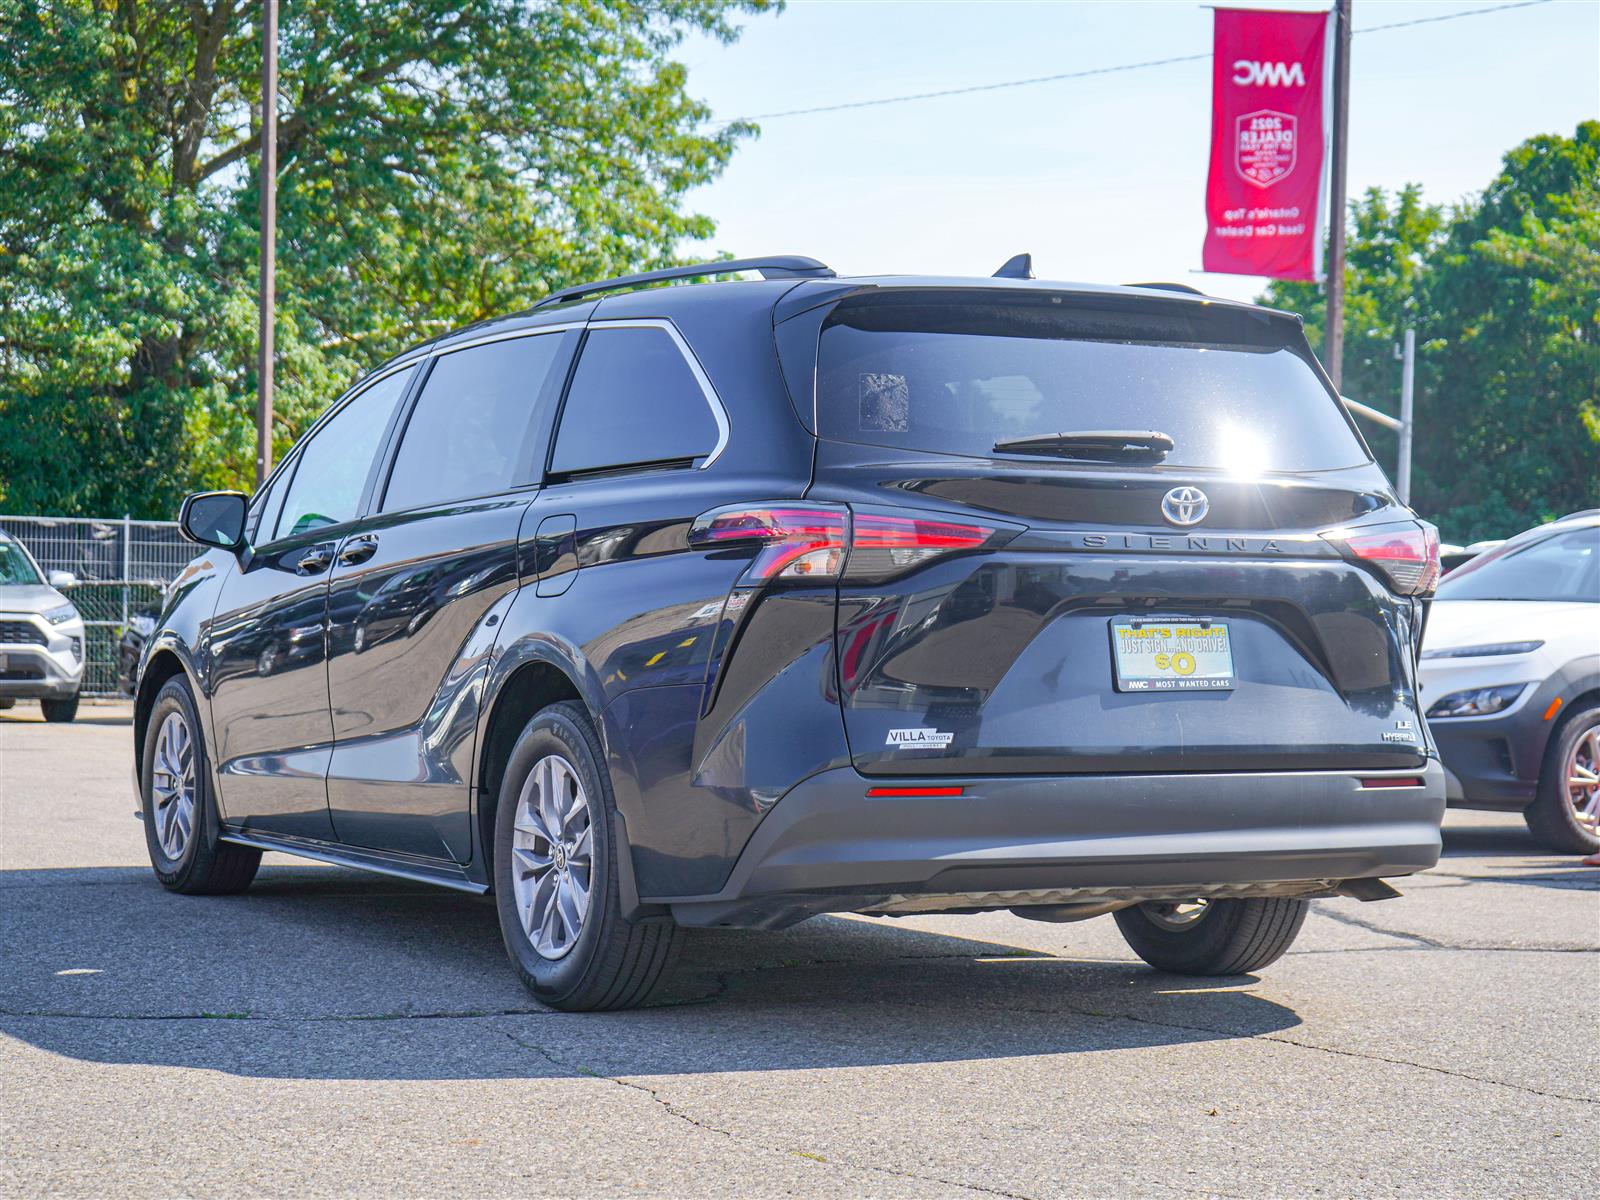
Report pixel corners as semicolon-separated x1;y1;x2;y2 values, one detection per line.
0;514;195;696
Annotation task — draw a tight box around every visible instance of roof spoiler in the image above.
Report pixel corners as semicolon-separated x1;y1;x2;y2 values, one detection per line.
536;255;835;308
1126;281;1207;296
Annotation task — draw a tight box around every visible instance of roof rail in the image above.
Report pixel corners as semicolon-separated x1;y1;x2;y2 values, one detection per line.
536;255;835;308
1126;281;1206;296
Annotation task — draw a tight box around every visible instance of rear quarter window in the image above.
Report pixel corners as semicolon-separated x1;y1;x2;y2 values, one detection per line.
550;325;721;476
816;295;1369;474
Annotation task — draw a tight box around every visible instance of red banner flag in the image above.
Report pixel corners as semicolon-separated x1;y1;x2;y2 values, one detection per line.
1202;7;1330;281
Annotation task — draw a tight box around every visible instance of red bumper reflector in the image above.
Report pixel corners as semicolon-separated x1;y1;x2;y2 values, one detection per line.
865;786;965;798
1359;777;1425;789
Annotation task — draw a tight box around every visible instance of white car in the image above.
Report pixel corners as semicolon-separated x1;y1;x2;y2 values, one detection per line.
0;532;86;722
1419;511;1600;852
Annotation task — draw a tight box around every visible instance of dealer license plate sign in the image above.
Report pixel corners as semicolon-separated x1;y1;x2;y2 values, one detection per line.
1110;619;1235;692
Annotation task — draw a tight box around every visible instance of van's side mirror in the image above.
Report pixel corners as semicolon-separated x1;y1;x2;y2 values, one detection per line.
179;491;248;551
47;570;77;589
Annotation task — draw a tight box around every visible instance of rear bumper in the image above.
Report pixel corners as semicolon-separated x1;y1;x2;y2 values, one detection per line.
661;762;1446;928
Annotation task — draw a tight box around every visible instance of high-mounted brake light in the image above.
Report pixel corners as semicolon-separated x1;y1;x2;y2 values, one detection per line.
689;504;1004;583
1326;521;1440;596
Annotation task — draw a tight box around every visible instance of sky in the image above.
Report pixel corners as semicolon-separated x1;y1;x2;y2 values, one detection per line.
676;0;1600;302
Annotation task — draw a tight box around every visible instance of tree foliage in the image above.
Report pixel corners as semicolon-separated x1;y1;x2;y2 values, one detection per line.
1262;122;1599;543
0;0;775;517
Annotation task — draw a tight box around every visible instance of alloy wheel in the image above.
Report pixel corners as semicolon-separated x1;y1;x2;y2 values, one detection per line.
150;711;196;860
1140;899;1212;931
1565;722;1600;835
510;754;593;960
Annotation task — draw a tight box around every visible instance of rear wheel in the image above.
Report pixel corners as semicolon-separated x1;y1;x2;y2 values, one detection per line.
141;677;260;894
1524;705;1600;854
493;701;682;1011
41;694;78;722
1114;897;1309;975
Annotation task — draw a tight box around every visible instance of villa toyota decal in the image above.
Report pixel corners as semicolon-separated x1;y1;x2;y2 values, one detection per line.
1160;486;1210;527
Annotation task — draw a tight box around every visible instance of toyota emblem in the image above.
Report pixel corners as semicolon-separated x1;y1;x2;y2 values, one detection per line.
1160;486;1209;527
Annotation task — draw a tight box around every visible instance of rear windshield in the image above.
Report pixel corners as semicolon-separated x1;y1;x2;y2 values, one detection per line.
816;295;1369;473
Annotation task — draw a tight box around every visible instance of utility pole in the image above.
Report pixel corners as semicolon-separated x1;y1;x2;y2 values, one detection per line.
1397;328;1415;506
256;0;278;488
1324;0;1352;391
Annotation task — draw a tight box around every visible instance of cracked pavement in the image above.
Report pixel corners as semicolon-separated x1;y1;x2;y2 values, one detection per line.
2;704;1596;1198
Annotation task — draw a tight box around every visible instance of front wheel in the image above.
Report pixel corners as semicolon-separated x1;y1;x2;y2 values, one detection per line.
41;694;79;722
493;701;682;1011
1114;897;1309;976
1524;705;1600;854
140;677;260;894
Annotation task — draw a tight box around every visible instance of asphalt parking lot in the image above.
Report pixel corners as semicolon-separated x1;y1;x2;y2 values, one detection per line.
2;701;1596;1198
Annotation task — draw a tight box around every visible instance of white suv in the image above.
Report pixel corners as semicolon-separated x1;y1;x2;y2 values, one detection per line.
1420;511;1600;852
0;533;85;722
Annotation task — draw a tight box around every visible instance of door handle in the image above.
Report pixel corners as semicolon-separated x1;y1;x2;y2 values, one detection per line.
338;535;379;566
295;546;333;575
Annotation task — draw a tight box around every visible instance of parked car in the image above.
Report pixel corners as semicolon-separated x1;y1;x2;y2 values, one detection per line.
134;256;1446;1010
118;603;160;696
0;531;85;721
1419;510;1600;852
1439;538;1505;575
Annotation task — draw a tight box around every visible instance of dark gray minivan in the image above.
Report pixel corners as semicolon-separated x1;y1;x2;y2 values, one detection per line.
138;257;1446;1009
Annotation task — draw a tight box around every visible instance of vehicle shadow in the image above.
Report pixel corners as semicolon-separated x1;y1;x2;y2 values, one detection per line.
0;707;132;727
1435;816;1599;889
0;864;1302;1082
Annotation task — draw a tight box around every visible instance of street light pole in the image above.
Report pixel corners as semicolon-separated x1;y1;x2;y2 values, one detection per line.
1397;328;1416;507
1324;0;1352;391
256;0;278;488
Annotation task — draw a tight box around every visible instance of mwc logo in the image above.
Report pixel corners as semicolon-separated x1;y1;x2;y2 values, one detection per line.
1232;60;1307;87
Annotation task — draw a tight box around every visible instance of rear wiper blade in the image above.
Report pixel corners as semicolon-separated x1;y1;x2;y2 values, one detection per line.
991;430;1174;462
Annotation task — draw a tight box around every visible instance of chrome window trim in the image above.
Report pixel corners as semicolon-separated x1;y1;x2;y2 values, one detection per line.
579;318;731;469
428;322;583;357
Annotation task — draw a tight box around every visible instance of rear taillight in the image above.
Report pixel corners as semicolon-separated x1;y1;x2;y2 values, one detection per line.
1326;521;1440;596
844;512;995;579
689;504;1005;583
687;506;848;580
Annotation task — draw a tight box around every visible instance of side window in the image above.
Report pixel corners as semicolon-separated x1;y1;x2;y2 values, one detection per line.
549;326;720;476
383;334;564;513
273;366;414;541
248;468;287;546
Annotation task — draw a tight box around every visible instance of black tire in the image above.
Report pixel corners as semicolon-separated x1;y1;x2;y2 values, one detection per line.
1523;704;1600;854
1114;897;1309;976
140;676;260;894
494;701;682;1011
41;694;79;722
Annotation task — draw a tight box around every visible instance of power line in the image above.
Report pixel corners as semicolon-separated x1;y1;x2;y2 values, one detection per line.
708;0;1553;126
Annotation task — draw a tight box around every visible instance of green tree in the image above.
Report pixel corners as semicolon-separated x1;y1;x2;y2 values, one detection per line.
0;0;775;518
1259;184;1446;482
1261;124;1599;543
1422;121;1600;542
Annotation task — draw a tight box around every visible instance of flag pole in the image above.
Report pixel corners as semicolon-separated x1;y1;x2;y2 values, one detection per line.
256;0;278;488
1324;0;1352;390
